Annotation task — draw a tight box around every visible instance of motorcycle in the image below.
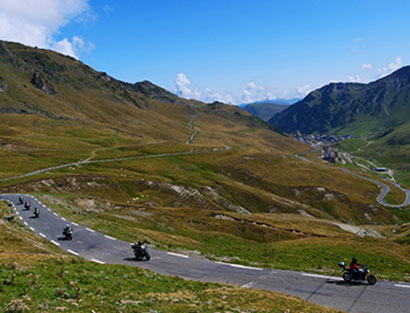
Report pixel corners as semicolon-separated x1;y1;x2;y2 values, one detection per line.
33;208;39;218
19;196;24;205
24;202;30;210
131;241;151;261
338;261;377;285
63;227;73;240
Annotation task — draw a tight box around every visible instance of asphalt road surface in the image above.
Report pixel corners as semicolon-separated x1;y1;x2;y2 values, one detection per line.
2;193;410;313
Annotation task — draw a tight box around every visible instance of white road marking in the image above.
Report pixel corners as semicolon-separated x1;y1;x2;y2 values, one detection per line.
39;233;46;238
18;216;23;221
61;217;67;221
229;264;263;271
72;222;79;226
395;284;410;289
86;227;95;233
29;227;35;231
51;240;60;246
91;258;105;264
104;235;116;240
242;281;256;288
67;249;79;256
53;212;58;216
167;252;189;258
302;273;344;281
23;222;28;226
16;211;20;215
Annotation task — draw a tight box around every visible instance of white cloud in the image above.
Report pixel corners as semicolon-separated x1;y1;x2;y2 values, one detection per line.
241;81;266;103
296;84;311;95
347;75;361;83
175;73;195;97
361;64;373;70
376;57;402;78
0;0;93;58
173;74;313;105
174;73;234;104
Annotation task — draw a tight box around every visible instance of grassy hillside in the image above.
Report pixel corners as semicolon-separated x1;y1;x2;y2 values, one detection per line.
270;66;410;136
0;40;409;285
0;201;340;313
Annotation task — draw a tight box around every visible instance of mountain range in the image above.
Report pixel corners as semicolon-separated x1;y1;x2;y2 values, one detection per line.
269;66;410;136
241;101;288;121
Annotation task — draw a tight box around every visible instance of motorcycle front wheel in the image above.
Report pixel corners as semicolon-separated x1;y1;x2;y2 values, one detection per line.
343;272;352;282
145;253;151;261
367;274;377;285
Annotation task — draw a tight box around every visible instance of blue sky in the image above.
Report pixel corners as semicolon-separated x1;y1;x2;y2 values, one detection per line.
1;0;409;104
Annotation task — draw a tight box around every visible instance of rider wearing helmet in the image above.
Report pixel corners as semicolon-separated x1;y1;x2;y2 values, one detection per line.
349;257;363;276
63;224;71;234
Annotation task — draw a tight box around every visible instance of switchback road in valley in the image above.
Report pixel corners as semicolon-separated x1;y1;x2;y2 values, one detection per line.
296;154;410;208
2;193;410;313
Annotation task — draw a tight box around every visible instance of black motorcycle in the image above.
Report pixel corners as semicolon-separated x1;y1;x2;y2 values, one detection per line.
19;196;24;205
63;227;73;240
24;202;30;210
33;208;39;218
338;261;377;285
131;241;151;261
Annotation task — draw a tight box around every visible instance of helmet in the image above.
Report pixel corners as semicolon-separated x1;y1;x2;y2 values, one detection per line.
352;257;358;262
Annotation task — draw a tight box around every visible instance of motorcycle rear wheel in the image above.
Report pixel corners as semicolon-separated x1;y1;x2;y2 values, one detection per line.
367;274;377;285
343;272;352;282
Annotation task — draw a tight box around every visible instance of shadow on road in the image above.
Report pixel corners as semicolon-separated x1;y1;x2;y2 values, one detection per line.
326;280;368;287
123;257;147;262
57;236;72;241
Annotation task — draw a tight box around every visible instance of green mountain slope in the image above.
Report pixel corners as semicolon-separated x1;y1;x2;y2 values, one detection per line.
1;40;409;283
269;66;410;136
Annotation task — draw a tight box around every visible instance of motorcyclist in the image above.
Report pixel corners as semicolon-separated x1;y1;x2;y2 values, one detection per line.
349;257;364;277
132;240;143;251
132;240;148;254
33;207;39;217
24;202;30;210
19;196;23;204
63;224;72;235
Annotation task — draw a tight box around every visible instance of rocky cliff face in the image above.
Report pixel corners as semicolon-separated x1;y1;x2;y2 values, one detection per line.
269;66;410;135
0;77;7;92
31;71;56;95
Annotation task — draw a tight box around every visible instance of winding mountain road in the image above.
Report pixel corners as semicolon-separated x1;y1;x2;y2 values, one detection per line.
0;147;228;183
2;193;410;313
296;154;410;208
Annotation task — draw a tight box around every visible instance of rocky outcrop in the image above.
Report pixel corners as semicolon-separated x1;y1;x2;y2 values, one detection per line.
0;77;7;92
31;71;56;95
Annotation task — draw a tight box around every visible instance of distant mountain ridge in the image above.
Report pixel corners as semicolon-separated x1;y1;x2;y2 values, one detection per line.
0;40;284;145
242;102;288;121
269;66;410;135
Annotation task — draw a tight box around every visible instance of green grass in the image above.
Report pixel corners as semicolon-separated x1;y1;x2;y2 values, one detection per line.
34;194;410;282
0;259;339;313
0;200;339;313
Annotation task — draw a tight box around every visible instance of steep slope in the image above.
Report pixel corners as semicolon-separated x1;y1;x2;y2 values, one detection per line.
1;40;409;281
269;66;410;135
242;101;287;121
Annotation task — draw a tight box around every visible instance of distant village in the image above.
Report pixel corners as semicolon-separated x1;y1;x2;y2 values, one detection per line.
293;132;351;163
293;132;389;172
